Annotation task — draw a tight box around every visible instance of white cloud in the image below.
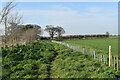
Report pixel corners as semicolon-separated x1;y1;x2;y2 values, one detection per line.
0;5;118;36
87;7;103;13
18;5;117;36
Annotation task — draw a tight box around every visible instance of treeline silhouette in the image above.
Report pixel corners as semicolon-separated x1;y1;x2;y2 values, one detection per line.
40;34;111;40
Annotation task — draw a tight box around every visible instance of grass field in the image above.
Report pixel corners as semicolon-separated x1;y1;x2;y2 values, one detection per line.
61;37;118;57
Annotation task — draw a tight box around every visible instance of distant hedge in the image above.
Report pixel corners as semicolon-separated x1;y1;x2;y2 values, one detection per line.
40;34;109;40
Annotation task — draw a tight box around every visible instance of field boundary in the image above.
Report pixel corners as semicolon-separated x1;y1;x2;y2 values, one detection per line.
52;40;120;71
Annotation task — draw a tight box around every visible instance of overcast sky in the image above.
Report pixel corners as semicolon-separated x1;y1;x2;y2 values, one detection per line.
0;1;118;36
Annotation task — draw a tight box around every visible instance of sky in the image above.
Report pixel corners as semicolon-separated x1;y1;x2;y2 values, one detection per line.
0;1;118;36
1;0;119;2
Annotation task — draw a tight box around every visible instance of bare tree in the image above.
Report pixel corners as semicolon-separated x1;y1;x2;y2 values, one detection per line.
7;12;23;44
0;0;16;45
0;0;24;46
20;24;42;44
8;12;23;25
20;29;37;44
0;1;15;24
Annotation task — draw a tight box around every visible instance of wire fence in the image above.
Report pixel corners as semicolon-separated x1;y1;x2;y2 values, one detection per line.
52;40;120;71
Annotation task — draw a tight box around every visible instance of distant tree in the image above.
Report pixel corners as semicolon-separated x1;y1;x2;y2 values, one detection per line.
20;24;42;44
106;32;109;37
45;25;65;39
44;25;56;39
21;29;37;44
21;24;42;35
55;26;65;40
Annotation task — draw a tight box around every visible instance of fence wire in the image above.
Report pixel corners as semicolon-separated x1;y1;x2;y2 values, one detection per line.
52;40;120;71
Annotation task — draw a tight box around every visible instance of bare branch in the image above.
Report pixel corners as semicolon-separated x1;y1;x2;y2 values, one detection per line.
0;1;16;24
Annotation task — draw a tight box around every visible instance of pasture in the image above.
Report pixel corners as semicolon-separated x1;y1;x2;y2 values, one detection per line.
61;37;118;57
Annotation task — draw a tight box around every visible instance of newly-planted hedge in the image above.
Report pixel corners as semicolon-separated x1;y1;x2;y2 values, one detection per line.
51;51;119;78
2;41;56;79
2;40;120;79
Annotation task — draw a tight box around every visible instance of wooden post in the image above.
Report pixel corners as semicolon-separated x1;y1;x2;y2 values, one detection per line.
111;55;113;67
94;51;96;60
117;56;119;71
109;45;111;67
114;56;116;70
106;57;108;64
103;55;105;64
104;56;107;64
83;48;84;54
91;50;93;58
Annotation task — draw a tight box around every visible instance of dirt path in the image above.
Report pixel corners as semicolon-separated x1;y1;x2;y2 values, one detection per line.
47;52;58;78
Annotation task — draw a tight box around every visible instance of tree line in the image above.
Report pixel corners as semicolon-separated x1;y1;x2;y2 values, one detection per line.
0;23;65;46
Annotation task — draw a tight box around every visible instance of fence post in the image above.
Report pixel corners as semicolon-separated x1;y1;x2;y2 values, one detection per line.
103;55;105;64
114;56;116;70
91;50;93;58
103;55;107;64
117;56;119;71
109;45;111;67
106;57;108;64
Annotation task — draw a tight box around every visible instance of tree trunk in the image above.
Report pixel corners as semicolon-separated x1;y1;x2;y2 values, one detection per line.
51;32;54;39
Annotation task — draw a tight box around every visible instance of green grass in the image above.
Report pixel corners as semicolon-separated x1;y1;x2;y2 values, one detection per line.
61;37;118;57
